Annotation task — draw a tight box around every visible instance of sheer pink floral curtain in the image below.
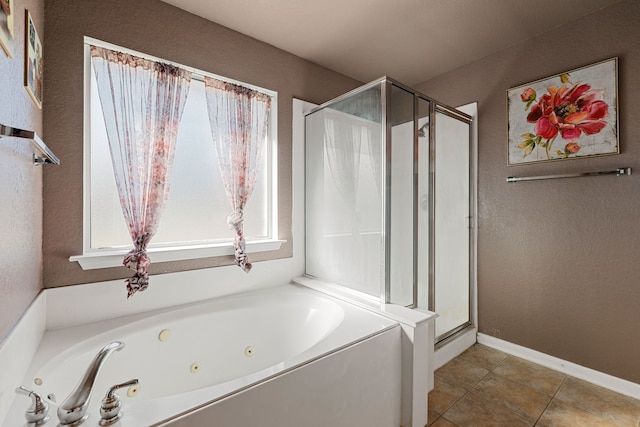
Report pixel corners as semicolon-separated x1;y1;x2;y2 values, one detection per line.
204;77;272;272
90;46;191;297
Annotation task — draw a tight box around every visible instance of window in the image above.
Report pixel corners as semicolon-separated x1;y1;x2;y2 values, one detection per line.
71;39;281;270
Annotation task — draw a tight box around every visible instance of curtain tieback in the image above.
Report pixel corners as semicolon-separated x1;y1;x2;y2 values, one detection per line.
227;208;252;273
123;234;152;298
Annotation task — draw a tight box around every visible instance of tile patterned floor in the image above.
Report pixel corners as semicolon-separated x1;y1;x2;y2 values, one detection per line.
427;344;640;426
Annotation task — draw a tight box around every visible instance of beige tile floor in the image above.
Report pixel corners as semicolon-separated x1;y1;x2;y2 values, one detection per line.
427;344;640;427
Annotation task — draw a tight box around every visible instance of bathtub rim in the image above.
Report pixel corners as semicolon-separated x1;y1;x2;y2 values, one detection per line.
292;275;438;327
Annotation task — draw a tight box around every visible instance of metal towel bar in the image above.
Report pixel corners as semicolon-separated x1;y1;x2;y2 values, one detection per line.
0;123;60;165
507;167;631;183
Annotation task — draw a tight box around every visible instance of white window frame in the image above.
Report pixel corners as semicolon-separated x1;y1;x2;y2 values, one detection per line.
70;37;283;270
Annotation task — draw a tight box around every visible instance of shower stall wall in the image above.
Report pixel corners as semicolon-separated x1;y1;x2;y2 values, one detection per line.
305;77;474;343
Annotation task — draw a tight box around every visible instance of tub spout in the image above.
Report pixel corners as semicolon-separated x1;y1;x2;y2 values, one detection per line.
57;341;125;426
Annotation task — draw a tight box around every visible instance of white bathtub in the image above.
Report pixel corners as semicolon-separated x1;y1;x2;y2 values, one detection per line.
4;284;401;426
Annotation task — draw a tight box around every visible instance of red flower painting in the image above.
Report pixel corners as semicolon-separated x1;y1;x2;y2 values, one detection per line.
508;59;618;164
527;83;608;139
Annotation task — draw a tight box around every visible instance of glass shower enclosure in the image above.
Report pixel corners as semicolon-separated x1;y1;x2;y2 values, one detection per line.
305;77;473;344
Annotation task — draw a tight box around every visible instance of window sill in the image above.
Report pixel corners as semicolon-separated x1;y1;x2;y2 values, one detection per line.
69;239;286;270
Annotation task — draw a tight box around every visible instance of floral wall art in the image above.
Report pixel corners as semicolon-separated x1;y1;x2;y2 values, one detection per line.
24;9;42;108
507;58;618;165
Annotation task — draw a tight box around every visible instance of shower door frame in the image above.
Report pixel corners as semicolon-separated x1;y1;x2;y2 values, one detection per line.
429;103;475;345
381;78;475;344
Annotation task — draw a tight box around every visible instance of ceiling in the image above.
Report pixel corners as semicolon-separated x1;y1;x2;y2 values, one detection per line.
161;0;622;86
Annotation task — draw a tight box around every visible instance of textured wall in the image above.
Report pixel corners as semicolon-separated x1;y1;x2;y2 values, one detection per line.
43;0;360;288
0;0;44;341
415;0;640;383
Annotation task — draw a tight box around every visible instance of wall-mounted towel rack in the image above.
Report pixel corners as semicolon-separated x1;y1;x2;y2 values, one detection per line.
0;124;60;165
507;167;631;183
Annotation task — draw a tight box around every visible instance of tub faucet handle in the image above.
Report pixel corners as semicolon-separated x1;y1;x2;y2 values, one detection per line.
15;386;50;426
99;378;139;426
57;341;125;426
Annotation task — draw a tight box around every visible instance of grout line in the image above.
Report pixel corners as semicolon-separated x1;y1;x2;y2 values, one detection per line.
455;350;532;424
553;377;639;426
475;349;557;426
494;353;511;370
552;376;569;399
533;376;568;426
484;355;541;426
432;373;471;414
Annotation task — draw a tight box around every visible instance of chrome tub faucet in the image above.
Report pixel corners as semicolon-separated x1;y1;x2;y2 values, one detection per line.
57;341;125;426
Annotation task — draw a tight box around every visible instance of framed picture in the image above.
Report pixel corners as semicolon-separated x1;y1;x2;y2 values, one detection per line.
507;58;618;165
0;0;14;57
24;9;42;108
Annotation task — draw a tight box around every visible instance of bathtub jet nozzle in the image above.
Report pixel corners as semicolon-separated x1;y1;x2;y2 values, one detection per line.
57;341;125;426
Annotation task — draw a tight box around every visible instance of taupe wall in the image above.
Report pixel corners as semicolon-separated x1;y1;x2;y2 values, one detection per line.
415;0;640;383
0;0;44;341
42;0;360;288
6;0;637;385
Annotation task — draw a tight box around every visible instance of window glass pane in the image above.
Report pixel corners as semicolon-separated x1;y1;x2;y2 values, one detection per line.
89;62;270;250
90;68;129;249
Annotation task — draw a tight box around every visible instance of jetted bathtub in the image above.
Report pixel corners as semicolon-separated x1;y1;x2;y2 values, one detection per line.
5;284;402;426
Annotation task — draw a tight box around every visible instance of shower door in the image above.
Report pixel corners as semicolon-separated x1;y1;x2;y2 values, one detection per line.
429;108;472;343
381;81;473;344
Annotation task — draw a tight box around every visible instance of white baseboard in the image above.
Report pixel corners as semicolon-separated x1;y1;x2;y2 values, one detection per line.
477;333;640;400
